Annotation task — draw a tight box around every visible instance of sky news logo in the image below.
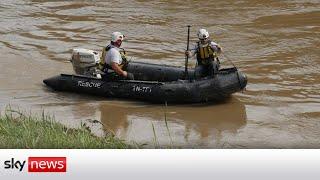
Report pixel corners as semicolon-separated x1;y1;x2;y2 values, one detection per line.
4;157;66;172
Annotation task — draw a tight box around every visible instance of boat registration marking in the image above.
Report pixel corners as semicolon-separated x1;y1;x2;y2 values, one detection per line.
77;80;102;88
132;85;152;93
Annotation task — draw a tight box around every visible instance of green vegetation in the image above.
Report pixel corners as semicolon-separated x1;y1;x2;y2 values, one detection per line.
0;108;130;149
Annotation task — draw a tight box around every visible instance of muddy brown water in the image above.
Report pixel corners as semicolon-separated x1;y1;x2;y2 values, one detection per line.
0;0;319;148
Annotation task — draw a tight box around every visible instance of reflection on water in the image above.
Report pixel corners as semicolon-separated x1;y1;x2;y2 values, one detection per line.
99;98;246;147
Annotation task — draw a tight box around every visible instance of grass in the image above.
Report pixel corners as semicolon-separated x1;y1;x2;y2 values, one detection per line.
164;101;173;148
0;108;130;149
151;101;174;148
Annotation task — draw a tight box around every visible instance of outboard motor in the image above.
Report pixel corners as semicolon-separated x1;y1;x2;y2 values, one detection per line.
70;48;100;76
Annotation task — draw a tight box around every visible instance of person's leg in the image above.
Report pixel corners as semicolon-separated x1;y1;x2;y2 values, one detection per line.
102;72;113;80
207;63;214;77
194;65;206;79
207;59;220;77
212;60;220;75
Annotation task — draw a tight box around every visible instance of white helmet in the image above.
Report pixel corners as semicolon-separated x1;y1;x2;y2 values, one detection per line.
111;32;125;42
197;29;209;40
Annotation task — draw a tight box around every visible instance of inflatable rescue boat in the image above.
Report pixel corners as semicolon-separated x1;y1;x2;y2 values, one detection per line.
43;48;247;103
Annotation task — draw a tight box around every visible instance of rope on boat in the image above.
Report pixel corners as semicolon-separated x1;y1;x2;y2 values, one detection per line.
221;52;236;68
220;53;246;92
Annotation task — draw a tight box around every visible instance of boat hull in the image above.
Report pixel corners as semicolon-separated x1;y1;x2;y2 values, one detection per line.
43;64;247;103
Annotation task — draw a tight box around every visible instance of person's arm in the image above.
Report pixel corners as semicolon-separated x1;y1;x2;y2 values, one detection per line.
185;44;197;57
210;41;222;54
108;48;128;77
111;62;127;77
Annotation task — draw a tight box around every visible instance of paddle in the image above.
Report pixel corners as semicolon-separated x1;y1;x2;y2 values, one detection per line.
184;25;191;79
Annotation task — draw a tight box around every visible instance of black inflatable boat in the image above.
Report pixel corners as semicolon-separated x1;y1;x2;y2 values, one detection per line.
43;62;247;103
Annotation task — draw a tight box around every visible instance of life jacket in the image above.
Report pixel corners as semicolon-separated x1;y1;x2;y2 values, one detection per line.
196;40;217;65
99;44;128;71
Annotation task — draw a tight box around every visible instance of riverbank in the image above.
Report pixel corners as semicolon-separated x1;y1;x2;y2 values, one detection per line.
0;109;130;148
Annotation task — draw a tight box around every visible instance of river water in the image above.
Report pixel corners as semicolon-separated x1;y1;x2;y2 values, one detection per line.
0;0;319;148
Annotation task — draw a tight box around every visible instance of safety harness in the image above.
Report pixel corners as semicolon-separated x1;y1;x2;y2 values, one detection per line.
99;45;128;71
196;40;218;65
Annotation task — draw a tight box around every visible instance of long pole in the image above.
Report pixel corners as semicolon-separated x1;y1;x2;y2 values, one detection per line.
185;25;191;79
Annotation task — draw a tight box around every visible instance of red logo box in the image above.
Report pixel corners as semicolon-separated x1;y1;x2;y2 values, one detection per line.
28;157;67;172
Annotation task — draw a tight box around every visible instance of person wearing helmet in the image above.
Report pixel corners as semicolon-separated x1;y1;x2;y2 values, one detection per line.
185;28;222;78
99;32;134;80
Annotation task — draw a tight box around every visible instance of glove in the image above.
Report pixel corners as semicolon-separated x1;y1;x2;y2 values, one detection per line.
185;50;192;57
